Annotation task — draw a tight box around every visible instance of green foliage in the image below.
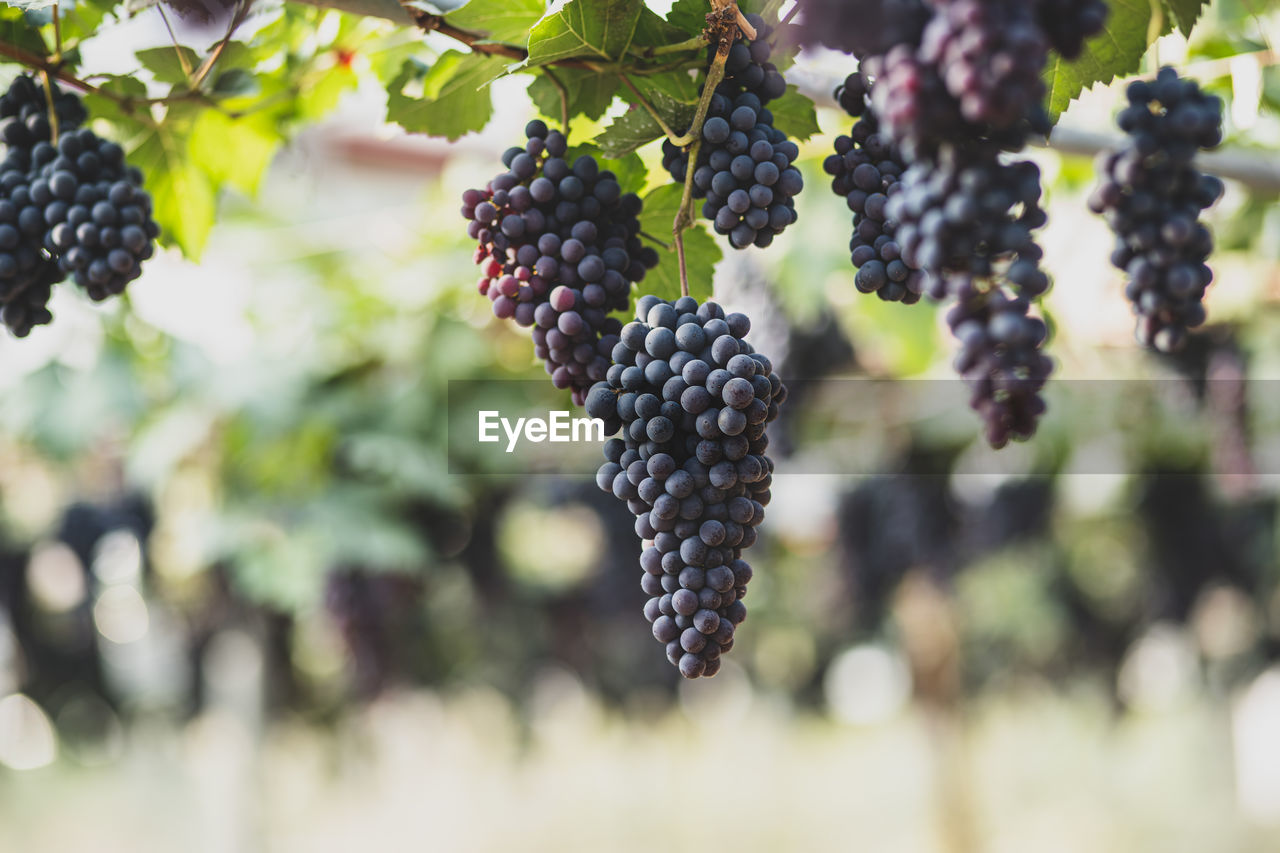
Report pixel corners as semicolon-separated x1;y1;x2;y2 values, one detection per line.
768;86;819;141
596;97;692;157
637;184;720;302
387;50;508;139
665;0;710;37
444;0;544;44
528;68;617;122
1045;0;1216;122
525;0;642;66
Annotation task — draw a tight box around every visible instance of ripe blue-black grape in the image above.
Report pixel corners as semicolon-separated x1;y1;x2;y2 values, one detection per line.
588;296;784;677
1089;68;1223;353
462;121;658;404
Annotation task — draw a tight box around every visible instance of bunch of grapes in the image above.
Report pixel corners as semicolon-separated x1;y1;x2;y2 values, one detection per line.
661;14;803;250
947;285;1052;449
1089;68;1224;352
0;74;159;336
585;295;784;678
865;44;966;160
1035;0;1108;60
918;0;1049;133
461;121;658;403
863;0;1087;157
888;146;1049;302
824;73;923;304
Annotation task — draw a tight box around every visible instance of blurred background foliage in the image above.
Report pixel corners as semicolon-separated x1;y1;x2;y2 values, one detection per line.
0;1;1280;851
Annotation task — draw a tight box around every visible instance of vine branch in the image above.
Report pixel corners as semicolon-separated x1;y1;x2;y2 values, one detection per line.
397;2;711;74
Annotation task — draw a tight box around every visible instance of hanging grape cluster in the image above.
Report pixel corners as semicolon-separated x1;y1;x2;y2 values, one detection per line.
830;0;1100;446
0;74;160;337
1089;68;1224;353
824;72;923;304
946;286;1052;448
462;121;659;404
889;149;1050;302
661;14;803;250
586;295;784;678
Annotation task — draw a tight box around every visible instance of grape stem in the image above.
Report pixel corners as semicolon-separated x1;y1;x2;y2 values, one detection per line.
673;137;702;299
639;230;671;250
629;34;708;58
541;67;571;135
157;5;196;80
51;2;63;61
668;5;741;299
1147;0;1164;69
40;68;59;145
666;18;735;149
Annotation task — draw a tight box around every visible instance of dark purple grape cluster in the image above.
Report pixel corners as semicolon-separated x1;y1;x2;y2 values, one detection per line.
919;0;1048;132
824;73;923;304
1089;68;1224;352
946;286;1052;449
585;295;784;678
661;15;803;250
863;0;1088;157
1035;0;1108;60
461;121;658;404
0;74;159;336
788;0;930;60
889;147;1049;302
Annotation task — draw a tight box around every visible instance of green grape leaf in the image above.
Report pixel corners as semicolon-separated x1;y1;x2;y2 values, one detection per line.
189;110;280;197
525;0;643;66
50;0;109;45
0;6;50;55
1043;0;1173;123
130;121;217;258
638;69;700;105
595;103;668;158
212;68;259;97
135;45;201;85
1163;0;1211;37
631;5;690;49
637;184;720;303
528;69;618;123
79;75;150;127
767;86;819;141
666;0;709;37
386;50;508;140
445;0;545;44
